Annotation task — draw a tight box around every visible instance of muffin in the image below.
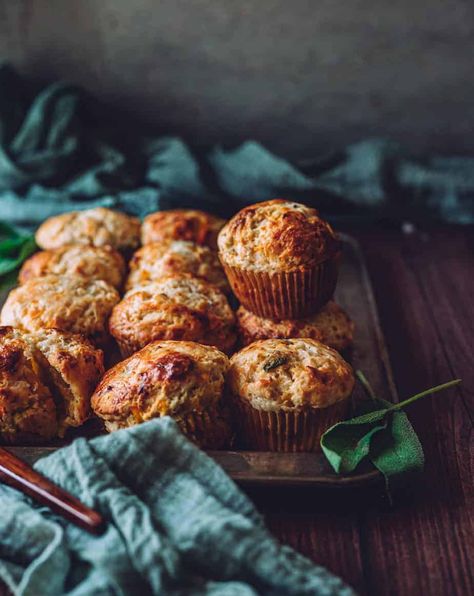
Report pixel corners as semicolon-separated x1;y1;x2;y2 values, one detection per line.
0;275;120;349
19;245;126;290
141;209;226;249
218;199;340;320
126;240;230;294
109;274;236;357
35;207;141;253
0;326;104;443
227;338;354;451
236;301;354;352
92;340;232;448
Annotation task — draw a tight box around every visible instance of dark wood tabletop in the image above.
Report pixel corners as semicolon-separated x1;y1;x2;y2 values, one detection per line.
0;225;471;596
248;225;473;596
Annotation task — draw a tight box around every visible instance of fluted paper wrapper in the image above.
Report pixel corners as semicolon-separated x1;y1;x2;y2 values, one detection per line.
221;253;340;320
178;407;233;450
233;398;348;452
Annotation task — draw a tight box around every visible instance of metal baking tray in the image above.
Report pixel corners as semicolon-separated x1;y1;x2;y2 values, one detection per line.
2;234;397;488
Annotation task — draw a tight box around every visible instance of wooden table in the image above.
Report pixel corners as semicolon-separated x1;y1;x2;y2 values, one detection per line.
0;226;472;595
248;226;473;595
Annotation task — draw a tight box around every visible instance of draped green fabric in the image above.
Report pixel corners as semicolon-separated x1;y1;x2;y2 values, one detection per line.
0;420;354;595
0;65;472;227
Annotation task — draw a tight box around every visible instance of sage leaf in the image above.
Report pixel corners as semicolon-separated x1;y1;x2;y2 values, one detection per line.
370;409;424;478
0;222;36;279
320;372;461;485
263;355;287;372
320;408;390;473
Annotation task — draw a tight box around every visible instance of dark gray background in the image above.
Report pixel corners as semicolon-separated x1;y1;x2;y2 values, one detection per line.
1;0;473;158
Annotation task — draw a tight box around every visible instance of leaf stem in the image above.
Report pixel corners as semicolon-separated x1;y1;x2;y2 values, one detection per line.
389;379;462;411
356;370;378;402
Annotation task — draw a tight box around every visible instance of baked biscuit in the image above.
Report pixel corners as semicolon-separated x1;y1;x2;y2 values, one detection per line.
227;338;354;451
218;199;340;319
0;275;120;348
92;340;232;448
35;207;140;252
32;328;104;429
109;274;236;357
236;301;354;352
126;240;229;294
141;209;226;249
19;245;126;290
0;326;104;443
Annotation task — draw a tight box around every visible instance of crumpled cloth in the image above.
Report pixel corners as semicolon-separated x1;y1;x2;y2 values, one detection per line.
0;419;353;595
0;65;472;227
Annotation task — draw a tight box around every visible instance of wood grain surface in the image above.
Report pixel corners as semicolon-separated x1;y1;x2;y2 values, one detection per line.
0;226;472;595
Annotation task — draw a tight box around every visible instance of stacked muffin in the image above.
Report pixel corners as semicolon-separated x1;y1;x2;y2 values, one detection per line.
218;200;355;450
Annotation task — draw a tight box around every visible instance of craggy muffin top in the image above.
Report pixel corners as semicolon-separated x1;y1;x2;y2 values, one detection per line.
141;209;226;248
109;274;236;356
0;326;104;442
236;301;354;352
19;245;126;290
126;240;230;294
35;207;141;252
92;340;229;424
218;199;339;271
0;275;120;347
228;338;354;411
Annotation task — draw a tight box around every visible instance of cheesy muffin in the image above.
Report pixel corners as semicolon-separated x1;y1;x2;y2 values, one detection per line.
141;209;226;249
218;199;340;319
35;207;140;253
19;245;126;290
0;326;104;443
92;340;232;448
126;241;230;294
109;274;236;357
227;338;354;451
237;301;354;352
0;275;120;349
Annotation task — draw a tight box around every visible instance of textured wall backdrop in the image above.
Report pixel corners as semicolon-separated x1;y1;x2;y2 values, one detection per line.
1;0;473;158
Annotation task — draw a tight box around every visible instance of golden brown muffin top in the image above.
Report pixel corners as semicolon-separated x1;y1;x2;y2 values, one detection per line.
19;245;126;290
141;209;226;248
92;340;229;424
0;326;104;442
0;275;120;347
218;199;339;271
236;301;354;352
109;274;236;356
228;338;354;411
35;207;141;252
126;240;230;294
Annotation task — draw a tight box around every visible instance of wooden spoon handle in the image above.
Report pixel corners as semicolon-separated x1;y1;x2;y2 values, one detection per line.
0;447;104;535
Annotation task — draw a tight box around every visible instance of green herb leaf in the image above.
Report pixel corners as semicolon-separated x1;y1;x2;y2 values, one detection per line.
320;371;461;489
370;410;424;478
0;222;36;281
320;410;389;473
263;355;288;372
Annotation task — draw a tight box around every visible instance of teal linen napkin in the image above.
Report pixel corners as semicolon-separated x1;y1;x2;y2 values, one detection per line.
0;419;354;596
0;65;472;226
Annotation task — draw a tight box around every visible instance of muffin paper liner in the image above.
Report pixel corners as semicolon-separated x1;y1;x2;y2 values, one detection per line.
177;407;233;450
233;397;348;452
221;253;340;320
